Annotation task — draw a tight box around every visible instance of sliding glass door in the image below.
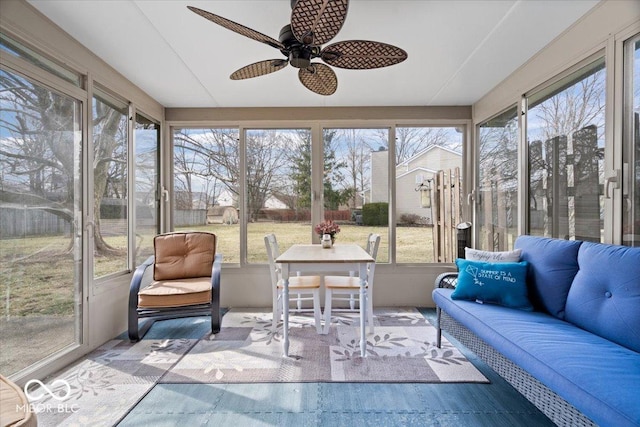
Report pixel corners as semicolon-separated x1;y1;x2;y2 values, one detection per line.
0;68;83;375
526;57;606;242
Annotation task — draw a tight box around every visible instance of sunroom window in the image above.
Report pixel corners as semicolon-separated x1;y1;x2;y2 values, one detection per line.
526;57;606;242
477;107;519;250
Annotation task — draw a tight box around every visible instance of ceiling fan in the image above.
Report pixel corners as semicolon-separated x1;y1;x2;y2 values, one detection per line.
187;0;408;96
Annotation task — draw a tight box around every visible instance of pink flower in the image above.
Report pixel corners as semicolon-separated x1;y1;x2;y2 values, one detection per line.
314;220;341;236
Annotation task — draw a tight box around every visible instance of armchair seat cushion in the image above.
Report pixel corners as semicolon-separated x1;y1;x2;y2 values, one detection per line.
138;277;212;308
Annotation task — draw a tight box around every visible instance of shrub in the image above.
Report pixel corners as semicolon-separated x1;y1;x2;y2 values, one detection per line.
362;202;388;226
400;213;422;225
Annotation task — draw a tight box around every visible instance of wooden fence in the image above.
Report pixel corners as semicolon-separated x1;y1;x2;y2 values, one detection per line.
0;207;203;238
174;209;207;226
0;207;70;238
432;168;463;262
477;175;517;251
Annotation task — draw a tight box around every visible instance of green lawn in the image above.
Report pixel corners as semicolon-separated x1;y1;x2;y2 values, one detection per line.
176;222;435;264
0;222;435;318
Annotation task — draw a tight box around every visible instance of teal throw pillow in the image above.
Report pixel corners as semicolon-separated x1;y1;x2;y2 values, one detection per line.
452;259;533;311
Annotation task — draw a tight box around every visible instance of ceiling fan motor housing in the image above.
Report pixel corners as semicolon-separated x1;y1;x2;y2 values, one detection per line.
289;48;311;69
279;24;312;68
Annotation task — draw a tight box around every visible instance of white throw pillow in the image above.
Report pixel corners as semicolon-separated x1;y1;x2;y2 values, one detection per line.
464;247;522;263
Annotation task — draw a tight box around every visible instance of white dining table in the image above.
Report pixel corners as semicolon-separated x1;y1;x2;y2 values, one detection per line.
275;243;374;358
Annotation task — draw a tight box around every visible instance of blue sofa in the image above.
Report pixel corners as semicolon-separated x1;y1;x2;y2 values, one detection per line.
432;236;640;427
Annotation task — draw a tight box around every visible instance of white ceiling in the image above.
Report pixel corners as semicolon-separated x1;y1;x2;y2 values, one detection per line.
27;0;600;108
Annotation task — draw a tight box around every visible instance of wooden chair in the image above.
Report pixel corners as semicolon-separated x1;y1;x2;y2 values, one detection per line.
322;233;380;334
264;234;322;334
128;231;222;341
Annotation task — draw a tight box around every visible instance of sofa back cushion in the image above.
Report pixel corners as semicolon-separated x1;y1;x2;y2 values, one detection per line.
565;241;640;353
154;232;216;281
514;236;582;318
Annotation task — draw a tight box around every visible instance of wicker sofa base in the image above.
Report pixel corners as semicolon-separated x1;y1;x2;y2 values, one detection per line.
440;310;596;427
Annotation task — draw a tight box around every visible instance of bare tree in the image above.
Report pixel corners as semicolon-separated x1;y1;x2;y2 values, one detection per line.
174;128;294;221
535;74;605;143
0;71;75;215
92;97;128;255
246;130;291;220
382;127;455;165
173;128;238;211
335;129;374;209
479;119;518;184
0;71;129;255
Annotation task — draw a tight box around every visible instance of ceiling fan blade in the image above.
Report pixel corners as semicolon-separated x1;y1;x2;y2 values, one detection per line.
291;0;349;46
321;40;408;69
230;59;288;80
298;63;337;95
187;6;285;50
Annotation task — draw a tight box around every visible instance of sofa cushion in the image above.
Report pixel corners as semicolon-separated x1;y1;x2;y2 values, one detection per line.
514;235;582;318
433;288;640;427
154;232;216;281
465;247;522;262
565;241;640;353
452;259;532;310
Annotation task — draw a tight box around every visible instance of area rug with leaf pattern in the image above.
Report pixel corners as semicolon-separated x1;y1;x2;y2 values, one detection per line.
32;308;488;427
160;307;488;384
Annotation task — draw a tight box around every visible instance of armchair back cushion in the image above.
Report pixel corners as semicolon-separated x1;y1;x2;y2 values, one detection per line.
565;241;640;353
514;235;581;319
154;232;216;281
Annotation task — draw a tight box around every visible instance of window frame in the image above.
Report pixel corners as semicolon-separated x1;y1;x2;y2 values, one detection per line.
169;119;470;266
522;52;607;242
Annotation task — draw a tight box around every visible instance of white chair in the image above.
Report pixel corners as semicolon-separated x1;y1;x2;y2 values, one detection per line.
264;234;323;334
323;233;380;334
